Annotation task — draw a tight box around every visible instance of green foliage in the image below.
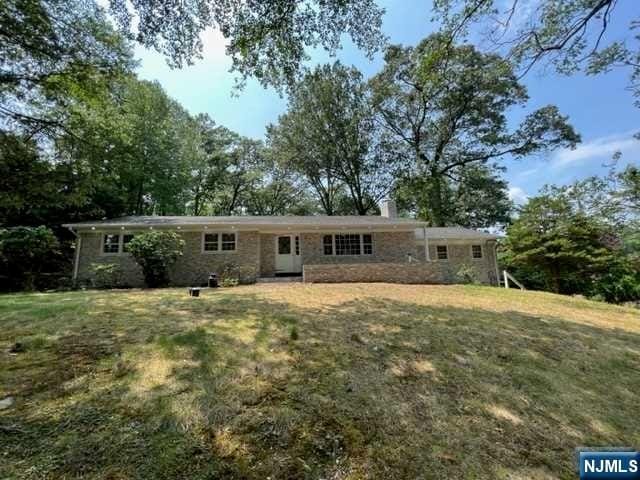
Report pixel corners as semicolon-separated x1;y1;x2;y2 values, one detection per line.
0;226;60;291
89;263;124;289
106;0;384;90
434;0;640;106
289;325;299;341
369;33;578;226
269;62;396;215
219;262;241;287
220;277;239;288
503;194;612;294
501;166;640;304
126;232;185;288
1;0;133;135
456;263;480;285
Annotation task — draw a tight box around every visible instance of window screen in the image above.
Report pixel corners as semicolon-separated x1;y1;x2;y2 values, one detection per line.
221;233;236;251
362;234;373;255
203;233;219;251
103;234;120;254
278;236;291;254
335;234;361;255
323;235;333;255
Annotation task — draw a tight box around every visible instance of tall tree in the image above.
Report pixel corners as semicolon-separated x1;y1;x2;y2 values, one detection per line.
503;193;612;294
370;33;579;226
268;62;396;215
56;77;201;217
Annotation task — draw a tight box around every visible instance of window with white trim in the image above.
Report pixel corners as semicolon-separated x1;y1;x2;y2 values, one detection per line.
203;233;219;252
336;234;361;255
436;245;448;260
323;233;373;256
102;234;120;254
362;234;373;254
323;235;333;255
221;233;236;251
202;232;236;252
471;244;483;259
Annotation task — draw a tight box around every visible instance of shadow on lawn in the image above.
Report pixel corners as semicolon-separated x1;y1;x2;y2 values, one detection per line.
1;292;639;479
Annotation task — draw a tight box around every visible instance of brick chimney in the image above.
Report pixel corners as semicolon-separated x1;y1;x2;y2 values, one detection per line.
380;199;397;218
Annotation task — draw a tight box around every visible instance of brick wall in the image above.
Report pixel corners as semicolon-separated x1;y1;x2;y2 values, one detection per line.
76;230;260;287
259;233;276;277
303;239;498;285
300;231;415;265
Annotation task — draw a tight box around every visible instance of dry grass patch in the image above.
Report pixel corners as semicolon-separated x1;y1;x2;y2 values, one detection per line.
0;284;638;479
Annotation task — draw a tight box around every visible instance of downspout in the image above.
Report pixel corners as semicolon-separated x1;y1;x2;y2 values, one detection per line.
492;240;500;286
424;227;430;261
67;227;81;283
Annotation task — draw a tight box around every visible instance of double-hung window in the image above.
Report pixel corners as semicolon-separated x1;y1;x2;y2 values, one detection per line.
202;232;236;253
102;233;135;254
102;234;120;254
323;233;373;256
203;233;219;252
436;245;448;260
471;244;483;259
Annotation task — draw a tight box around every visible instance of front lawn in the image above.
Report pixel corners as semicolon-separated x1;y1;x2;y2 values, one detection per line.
1;284;638;479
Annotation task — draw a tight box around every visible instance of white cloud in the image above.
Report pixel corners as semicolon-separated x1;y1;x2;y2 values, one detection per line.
552;131;640;169
508;186;529;205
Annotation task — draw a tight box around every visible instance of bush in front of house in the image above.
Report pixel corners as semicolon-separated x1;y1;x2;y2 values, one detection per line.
0;226;60;291
456;263;480;285
126;231;184;288
89;263;124;289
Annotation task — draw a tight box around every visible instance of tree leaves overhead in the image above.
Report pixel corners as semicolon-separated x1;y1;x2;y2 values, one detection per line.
0;0;134;135
433;0;640;105
107;0;386;90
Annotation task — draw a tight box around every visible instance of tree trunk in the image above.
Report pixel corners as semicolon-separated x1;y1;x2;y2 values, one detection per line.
429;173;446;227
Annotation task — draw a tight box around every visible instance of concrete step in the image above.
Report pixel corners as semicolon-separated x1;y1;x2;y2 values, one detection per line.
257;276;303;283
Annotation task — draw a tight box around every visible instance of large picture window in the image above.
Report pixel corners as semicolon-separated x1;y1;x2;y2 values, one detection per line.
202;232;236;253
323;234;373;256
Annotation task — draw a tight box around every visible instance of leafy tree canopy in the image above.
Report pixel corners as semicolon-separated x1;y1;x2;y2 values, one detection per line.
269;62;397;215
1;0;134;135
370;33;579;226
107;0;385;90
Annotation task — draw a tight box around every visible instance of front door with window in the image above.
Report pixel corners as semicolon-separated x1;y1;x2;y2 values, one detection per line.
275;235;302;273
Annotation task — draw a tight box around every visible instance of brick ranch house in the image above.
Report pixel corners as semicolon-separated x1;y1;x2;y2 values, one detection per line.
64;201;500;287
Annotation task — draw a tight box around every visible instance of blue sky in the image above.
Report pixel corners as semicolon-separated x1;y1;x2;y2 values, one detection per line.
134;0;639;204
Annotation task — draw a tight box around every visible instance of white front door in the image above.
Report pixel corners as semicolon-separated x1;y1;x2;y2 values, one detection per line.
275;235;302;273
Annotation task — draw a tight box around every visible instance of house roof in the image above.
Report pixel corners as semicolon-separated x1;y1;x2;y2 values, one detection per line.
63;216;498;239
416;227;499;240
63;215;426;230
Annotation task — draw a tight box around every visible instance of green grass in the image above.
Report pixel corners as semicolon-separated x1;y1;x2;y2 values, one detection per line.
1;284;639;479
